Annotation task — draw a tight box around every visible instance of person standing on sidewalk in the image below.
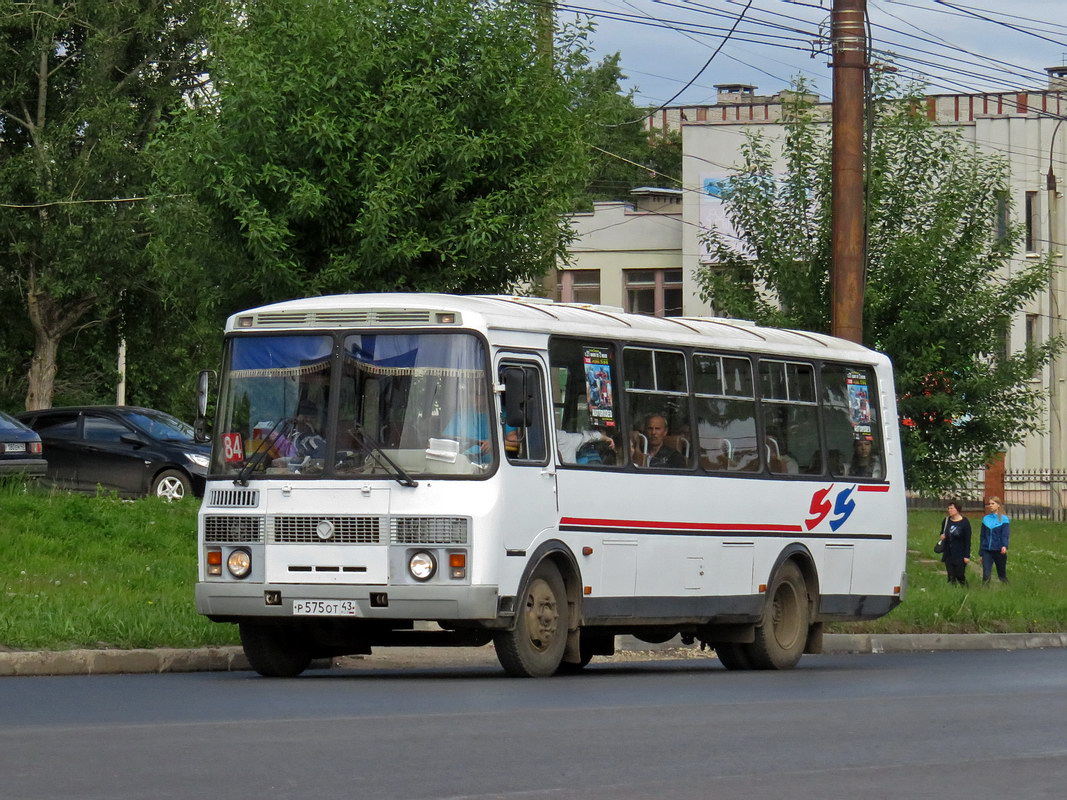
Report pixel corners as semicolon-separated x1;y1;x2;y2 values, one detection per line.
979;496;1011;583
939;500;972;586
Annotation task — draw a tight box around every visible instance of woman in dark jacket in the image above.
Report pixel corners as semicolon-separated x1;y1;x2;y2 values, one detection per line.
939;500;972;586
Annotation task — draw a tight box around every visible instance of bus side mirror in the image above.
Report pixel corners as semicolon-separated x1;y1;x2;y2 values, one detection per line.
502;367;533;428
194;370;213;443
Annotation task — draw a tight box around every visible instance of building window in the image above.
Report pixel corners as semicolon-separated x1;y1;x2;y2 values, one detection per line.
1025;191;1038;252
557;270;601;304
1026;313;1040;347
624;269;683;317
995;191;1009;242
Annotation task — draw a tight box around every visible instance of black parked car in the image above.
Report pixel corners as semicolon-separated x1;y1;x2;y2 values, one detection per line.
0;411;47;479
16;406;209;500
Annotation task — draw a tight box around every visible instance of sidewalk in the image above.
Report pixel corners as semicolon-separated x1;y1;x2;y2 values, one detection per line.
3;632;1066;677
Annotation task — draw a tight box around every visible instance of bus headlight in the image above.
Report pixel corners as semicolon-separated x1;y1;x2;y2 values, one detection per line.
227;549;252;579
408;551;437;581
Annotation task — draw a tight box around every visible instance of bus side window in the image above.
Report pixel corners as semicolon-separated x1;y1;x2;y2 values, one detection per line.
548;339;623;467
821;363;884;480
624;347;693;470
695;354;758;472
500;363;547;464
759;359;821;475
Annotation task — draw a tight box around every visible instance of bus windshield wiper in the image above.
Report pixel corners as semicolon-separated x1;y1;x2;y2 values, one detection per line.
354;424;418;488
234;416;292;486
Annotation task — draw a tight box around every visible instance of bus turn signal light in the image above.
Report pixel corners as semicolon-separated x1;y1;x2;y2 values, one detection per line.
207;549;222;576
449;553;466;580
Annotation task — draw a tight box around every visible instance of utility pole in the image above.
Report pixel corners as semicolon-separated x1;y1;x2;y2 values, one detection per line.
1048;118;1064;518
830;0;867;344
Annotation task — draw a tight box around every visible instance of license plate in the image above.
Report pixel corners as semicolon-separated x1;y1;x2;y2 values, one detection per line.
3;443;26;453
292;599;362;616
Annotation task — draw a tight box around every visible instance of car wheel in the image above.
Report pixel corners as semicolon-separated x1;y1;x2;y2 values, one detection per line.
152;469;191;501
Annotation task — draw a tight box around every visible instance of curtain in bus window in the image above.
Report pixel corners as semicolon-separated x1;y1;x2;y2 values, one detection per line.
822;364;883;479
337;334;490;474
219;335;334;476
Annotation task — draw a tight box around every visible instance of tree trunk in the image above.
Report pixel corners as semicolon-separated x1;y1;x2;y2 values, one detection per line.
24;274;97;411
25;327;60;412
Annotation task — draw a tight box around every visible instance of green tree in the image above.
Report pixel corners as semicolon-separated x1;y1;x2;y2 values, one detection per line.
570;52;681;207
152;0;591;313
698;80;1056;492
0;0;208;410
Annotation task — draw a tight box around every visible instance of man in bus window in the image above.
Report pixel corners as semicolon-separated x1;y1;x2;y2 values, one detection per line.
639;414;684;469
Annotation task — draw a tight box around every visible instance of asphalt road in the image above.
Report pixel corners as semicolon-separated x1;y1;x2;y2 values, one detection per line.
3;649;1066;800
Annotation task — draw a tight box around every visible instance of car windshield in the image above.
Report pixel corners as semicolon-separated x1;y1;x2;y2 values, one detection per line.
212;332;493;479
126;410;196;442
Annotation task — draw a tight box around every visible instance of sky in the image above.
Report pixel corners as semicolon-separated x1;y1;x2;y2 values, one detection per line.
560;0;1067;107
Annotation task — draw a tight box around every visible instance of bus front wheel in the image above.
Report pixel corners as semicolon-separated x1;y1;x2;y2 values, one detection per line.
239;622;313;678
495;561;569;677
747;561;810;670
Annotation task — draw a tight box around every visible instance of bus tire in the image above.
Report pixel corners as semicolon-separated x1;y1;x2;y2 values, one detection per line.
746;561;809;670
713;641;754;670
239;622;313;678
495;560;569;678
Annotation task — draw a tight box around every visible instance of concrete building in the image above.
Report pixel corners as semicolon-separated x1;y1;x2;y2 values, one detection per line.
558;187;707;316
643;69;1067;473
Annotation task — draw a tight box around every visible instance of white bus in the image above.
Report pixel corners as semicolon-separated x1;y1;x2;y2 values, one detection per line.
194;293;907;677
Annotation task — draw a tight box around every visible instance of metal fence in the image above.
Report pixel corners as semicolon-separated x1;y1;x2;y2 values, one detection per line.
906;470;1067;521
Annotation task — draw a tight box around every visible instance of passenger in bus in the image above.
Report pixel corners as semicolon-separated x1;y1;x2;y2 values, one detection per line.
556;428;615;465
291;400;327;459
634;414;685;469
443;405;491;464
847;437;882;479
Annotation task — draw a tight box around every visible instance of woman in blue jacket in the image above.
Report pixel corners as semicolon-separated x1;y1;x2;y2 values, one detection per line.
979;496;1011;583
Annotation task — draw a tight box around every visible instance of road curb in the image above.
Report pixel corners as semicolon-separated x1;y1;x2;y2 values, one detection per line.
2;633;1065;677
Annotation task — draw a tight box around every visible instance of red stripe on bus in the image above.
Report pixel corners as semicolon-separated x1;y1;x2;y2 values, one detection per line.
856;485;890;492
560;517;804;532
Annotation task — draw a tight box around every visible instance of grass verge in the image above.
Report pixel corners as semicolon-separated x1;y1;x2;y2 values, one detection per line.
828;510;1067;634
0;480;237;650
2;482;1066;650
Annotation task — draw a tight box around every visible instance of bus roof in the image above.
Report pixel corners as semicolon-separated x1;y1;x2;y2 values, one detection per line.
226;293;882;362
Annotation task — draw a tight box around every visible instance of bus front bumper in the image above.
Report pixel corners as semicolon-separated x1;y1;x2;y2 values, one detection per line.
195;581;501;622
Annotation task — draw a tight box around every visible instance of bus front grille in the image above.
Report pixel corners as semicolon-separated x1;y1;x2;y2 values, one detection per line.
207;488;260;508
390;516;469;544
269;515;385;544
204;515;264;543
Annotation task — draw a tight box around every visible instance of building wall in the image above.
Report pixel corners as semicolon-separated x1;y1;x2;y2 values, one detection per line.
562;196;709;315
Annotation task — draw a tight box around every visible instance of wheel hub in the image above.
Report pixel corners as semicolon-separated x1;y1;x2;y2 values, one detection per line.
524;578;559;652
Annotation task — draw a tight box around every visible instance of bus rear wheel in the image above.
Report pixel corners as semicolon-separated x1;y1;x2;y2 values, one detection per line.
746;561;810;670
239;622;313;678
495;561;569;677
713;641;754;670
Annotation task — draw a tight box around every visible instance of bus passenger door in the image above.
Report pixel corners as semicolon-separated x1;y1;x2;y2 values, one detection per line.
498;358;556;550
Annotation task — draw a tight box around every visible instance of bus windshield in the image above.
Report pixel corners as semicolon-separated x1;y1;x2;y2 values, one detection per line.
211;332;493;478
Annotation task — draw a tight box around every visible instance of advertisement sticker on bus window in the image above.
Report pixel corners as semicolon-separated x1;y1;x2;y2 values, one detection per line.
846;369;872;427
222;432;245;464
583;347;616;428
